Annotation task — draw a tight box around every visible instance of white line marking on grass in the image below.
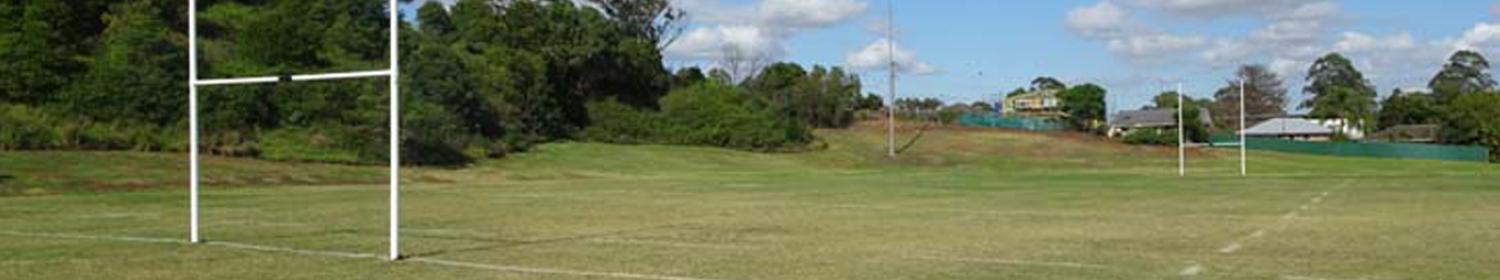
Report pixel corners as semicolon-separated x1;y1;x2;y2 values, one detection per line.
1218;243;1242;254
0;230;184;244
1178;179;1354;278
587;238;757;251
0;230;727;280
407;257;724;280
1179;265;1203;276
907;255;1113;270
207;241;383;260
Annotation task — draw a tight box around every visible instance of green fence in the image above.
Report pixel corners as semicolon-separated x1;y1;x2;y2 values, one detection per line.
959;114;1066;131
1209;133;1490;162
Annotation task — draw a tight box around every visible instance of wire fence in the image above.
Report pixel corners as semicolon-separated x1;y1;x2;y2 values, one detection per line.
1209;133;1490;163
957;113;1066;131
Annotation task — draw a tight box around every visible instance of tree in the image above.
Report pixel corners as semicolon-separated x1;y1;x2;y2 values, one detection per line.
62;0;185;125
585;0;686;50
1213;64;1287;130
1442;92;1500;161
1030;77;1067;91
1303;53;1377;133
1060;83;1107;132
671;67;707;89
416;1;454;36
1310;86;1377;137
1430;50;1496;104
1377;90;1441;130
1147;91;1210;142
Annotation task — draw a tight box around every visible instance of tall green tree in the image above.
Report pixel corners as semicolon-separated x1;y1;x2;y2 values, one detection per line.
1147;91;1210;142
1303;53;1377;133
62;0;186;125
1377;90;1441;130
1442;93;1500;161
1030;77;1067;91
1429;50;1496;104
1060;83;1107;133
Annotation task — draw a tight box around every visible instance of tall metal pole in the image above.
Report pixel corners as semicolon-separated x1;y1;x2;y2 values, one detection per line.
387;0;401;261
1239;76;1247;177
1177;83;1185;177
188;0;200;244
886;0;897;158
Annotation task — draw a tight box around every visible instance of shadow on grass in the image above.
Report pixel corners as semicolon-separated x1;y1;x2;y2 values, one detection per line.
895;122;933;155
0;174;12;184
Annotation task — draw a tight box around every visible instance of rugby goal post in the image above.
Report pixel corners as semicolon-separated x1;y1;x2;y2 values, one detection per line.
1175;80;1248;177
187;0;403;260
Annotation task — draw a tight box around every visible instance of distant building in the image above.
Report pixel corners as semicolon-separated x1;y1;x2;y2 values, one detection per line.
1002;89;1065;118
1243;118;1337;141
1106;108;1213;138
1367;124;1440;143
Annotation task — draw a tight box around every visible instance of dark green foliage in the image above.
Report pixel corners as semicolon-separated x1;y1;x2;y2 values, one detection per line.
1430;50;1495;103
1377;90;1441;130
583;84;812;151
64;0;185;125
1122;128;1176;146
1030;77;1066;91
1303;53;1377;132
1441;93;1500;162
1147;91;1210;143
1059;84;1107;133
743;63;863;128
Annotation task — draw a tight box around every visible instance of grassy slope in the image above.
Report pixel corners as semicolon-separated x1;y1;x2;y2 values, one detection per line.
1;122;1498;279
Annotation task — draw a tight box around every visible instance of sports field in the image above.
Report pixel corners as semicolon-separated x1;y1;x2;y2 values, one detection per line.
3;123;1498;279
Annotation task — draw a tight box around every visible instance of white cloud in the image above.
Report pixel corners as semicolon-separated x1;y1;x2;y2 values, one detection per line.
1065;1;1133;39
666;25;783;61
1452;22;1500;51
846;38;939;75
1106;34;1207;62
756;0;868;30
666;0;868;62
1124;0;1307;19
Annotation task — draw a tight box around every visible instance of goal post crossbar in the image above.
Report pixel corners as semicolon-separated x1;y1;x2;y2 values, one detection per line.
187;0;402;261
194;70;394;86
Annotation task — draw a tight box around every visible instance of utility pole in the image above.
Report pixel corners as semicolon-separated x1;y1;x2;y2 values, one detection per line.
886;0;897;158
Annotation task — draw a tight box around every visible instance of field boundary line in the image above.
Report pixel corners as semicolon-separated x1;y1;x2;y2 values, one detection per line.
0;230;727;280
1179;179;1353;277
906;255;1114;270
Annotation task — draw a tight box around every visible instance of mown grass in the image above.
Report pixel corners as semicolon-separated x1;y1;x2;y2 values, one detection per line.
2;122;1498;279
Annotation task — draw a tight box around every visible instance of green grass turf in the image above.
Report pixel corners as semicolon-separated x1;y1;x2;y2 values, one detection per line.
2;122;1498;279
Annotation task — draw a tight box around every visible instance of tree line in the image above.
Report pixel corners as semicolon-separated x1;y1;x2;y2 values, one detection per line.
0;0;880;165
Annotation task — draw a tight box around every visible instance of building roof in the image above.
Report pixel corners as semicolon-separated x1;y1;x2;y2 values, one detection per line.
1108;108;1214;128
1243;118;1334;136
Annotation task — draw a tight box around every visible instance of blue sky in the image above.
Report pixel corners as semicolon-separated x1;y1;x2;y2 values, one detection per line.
408;0;1500;114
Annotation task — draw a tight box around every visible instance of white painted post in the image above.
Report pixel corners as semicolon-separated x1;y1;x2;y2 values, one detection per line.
387;0;401;261
1178;83;1185;177
188;0;200;244
1239;77;1247;177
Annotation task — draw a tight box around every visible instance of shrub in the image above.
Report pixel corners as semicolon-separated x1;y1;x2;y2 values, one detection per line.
583;84;814;151
659;84;813;151
0;105;60;150
1123;128;1177;146
580;100;666;145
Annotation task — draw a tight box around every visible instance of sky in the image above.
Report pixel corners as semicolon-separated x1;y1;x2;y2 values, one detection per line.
406;0;1500;114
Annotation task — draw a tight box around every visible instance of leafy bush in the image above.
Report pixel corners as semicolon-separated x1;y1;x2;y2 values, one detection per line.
0;105;60;150
580;100;666;145
1123;128;1177;146
584;84;813;151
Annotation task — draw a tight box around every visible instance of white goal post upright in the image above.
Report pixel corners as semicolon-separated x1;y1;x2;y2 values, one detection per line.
186;0;403;261
1177;83;1185;177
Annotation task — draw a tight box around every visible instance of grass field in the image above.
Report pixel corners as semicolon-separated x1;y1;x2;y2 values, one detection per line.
3;122;1499;279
